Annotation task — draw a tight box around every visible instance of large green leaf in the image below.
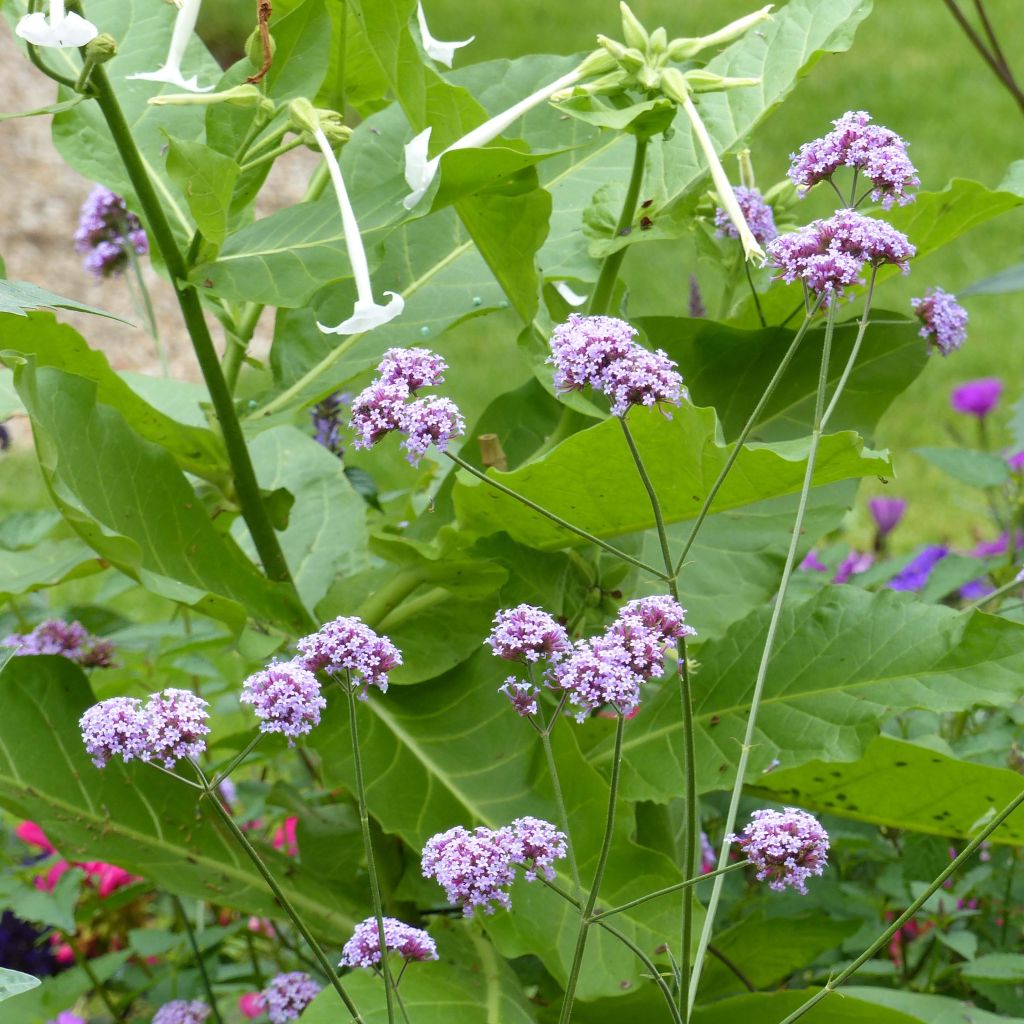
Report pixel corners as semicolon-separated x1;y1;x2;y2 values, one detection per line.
0;969;40;1005
0;658;361;940
0;537;103;600
692;990;920;1024
844;987;1024;1024
754;735;1024;844
263;0;333;101
452;403;891;548
165;137;240;249
0;281;123;321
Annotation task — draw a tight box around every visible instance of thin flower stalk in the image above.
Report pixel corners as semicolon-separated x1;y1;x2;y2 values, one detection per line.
127;0;213;93
592;860;748;921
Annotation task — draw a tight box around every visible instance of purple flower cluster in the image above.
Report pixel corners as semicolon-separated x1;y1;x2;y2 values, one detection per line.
728;807;830;894
766;209;915;300
79;688;210;769
4;619;114;668
869;496;907;538
715;187;777;246
297;616;402;697
421;816;566;916
912;287;968;356
487;605;570;663
240;660;326;743
339;917;438;968
261;972;321;1024
788;111;919;209
349;347;464;464
951;377;1002;419
887;544;949;592
547;315;684;418
152;1001;211;1024
310;392;348;456
74;185;148;279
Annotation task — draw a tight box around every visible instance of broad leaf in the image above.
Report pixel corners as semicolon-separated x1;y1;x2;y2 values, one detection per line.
263;0;333;101
0;281;123;321
0;538;103;600
844;987;1024;1024
4;954;129;1024
962;261;1024;297
165;137;240;249
0;969;40;1004
692;990;921;1023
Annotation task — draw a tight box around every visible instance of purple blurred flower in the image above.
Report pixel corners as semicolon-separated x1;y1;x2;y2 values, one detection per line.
728;807;830;894
398;396;466;464
498;678;540;717
869;496;906;537
834;550;873;584
48;1014;86;1024
79;696;150;768
960;579;995;601
887;544;949;592
715;187;778;245
700;832;716;874
486;604;570;663
297;616;402;696
153;1001;211;1024
912;287;968;356
4;619;114;668
377;347;447;392
688;274;706;318
261;972;321;1024
241;660;326;743
311;392;348;456
788;110;919;209
144;689;211;768
951;378;1003;418
0;910;61;977
0;423;9;451
421;825;519;916
799;550;828;573
972;533;1010;558
1008;451;1024;474
74;186;148;279
339;917;438;968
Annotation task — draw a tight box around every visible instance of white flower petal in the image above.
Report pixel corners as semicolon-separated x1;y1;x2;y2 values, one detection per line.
416;2;474;68
317;293;406;336
127;66;214;93
16;11;97;47
552;281;587;307
402;127;441;210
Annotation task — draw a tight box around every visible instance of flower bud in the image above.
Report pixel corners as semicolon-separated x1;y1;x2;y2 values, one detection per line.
648;26;668;55
245;26;276;67
148;84;268;108
84;33;117;64
738;148;756;189
658;66;690;106
668;5;773;60
618;2;649;50
288;97;319;135
684;70;760;93
575;47;618;79
313;109;352;147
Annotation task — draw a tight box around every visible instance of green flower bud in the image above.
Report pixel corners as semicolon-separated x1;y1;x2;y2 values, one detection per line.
738;148;756;190
648;26;668;55
667;5;773;60
575;47;618;79
148;84;268;108
315;109;352;147
288;97;319;135
684;70;760;93
619;2;649;50
658;66;690;106
245;26;276;68
84;33;117;64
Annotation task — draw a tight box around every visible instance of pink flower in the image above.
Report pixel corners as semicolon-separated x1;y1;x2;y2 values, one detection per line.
239;993;265;1019
16;820;55;853
36;860;72;893
272;818;299;858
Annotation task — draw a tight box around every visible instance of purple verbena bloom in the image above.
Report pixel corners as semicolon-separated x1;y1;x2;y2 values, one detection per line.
349;380;409;450
606;616;669;679
887;544;949;592
799;550;828;573
261;972;321;1024
311;392;348;456
486;604;570;663
508;816;567;882
700;832;716;875
144;688;211;768
688;274;706;318
297;616;402;696
715;187;778;245
912;287;968;356
834;550;873;584
548;314;637;394
617;595;695;643
377;347;447;392
600;346;684;418
498;678;540;717
421;825;519;916
951;377;1002;418
551;634;646;722
74;185;148;279
3;619;114;668
398;396;465;464
152;1001;211;1024
972;533;1010;558
241;660;326;743
788;111;919;209
79;696;149;768
339;917;438;968
1008;451;1024;474
960;579;995;601
728;807;829;894
48;1014;86;1024
869;496;906;537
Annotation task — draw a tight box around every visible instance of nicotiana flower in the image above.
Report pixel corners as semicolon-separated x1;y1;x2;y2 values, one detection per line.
5;618;114;667
553;280;588;307
127;0;213;92
144;688;211;767
788;110;919;209
486;604;570;663
887;544;949;592
261;972;321;1024
912;287;968;356
715;187;777;246
728;807;830;894
339;916;438;968
79;697;150;768
869;496;906;537
398;396;466;464
16;0;97;48
416;2;473;68
951;377;1002;419
297;616;402;696
241;661;327;743
152;1000;211;1024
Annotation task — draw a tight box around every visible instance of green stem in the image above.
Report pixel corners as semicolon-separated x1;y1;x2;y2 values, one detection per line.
88;67;301;593
245;929;265;990
619;417;673;575
592;861;748;922
172;895;224;1024
331;0;348;115
587;136;648;316
239;138;306;174
539;724;582;898
211;733;264;789
820;268;876;426
777;784;1024;1024
742;259;766;328
445;452;669;580
557;712;625;1024
674;300;823;576
195;765;365;1022
73;942;125;1022
688;302;839;1015
345;685;397;1024
126;241;170;378
965;571;1024;612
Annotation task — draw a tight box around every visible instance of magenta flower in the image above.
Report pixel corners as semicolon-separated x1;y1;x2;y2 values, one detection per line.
912;287;968;356
79;697;149;768
48;1014;86;1024
239;993;265;1019
799;550;828;573
297;616;402;696
833;550;873;584
240;660;326;742
728;807;830;894
951;377;1002;418
398;396;466;464
261;972;321;1024
153;1001;211;1024
339;917;438;968
715;187;778;245
486;604;570;663
868;496;906;537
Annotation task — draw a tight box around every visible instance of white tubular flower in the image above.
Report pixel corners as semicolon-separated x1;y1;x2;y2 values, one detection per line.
127;0;212;93
416;2;473;69
16;0;98;48
402;68;584;210
668;5;774;60
552;281;587;307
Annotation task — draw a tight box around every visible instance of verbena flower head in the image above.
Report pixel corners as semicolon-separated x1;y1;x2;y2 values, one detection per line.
912;287;968;356
339;916;439;968
486;604;570;663
869;496;906;537
74;186;148;279
601;347;684;417
297;616;402;696
261;972;321;1024
79;697;150;768
548;314;637;393
144;688;211;768
508;816;567;882
715;187;777;246
788;110;919;209
887;544;949;592
951;377;1002;418
728;807;830;894
377;347;447;392
4;619;114;667
398;396;466;464
349;380;410;450
311;392;347;456
498;678;541;717
617;596;695;643
152;1001;211;1024
240;661;326;743
421;825;519;916
551;634;645;722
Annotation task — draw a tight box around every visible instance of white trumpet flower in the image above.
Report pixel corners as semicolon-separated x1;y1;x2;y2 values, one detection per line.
16;0;97;48
416;2;473;69
403;68;583;210
127;0;212;93
552;281;587;307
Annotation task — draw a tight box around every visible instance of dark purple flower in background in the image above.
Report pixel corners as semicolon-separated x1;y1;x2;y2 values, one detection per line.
1008;451;1024;474
715;187;778;245
912;287;968;356
869;496;907;537
950;378;1003;419
74;185;148;279
4;619;114;667
972;534;1011;558
0;423;9;451
729;807;830;894
834;550;873;584
887;545;949;592
960;579;995;601
799;550;828;573
310;392;348;456
688;274;706;318
339;917;438;968
788;110;919;209
0;910;62;977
